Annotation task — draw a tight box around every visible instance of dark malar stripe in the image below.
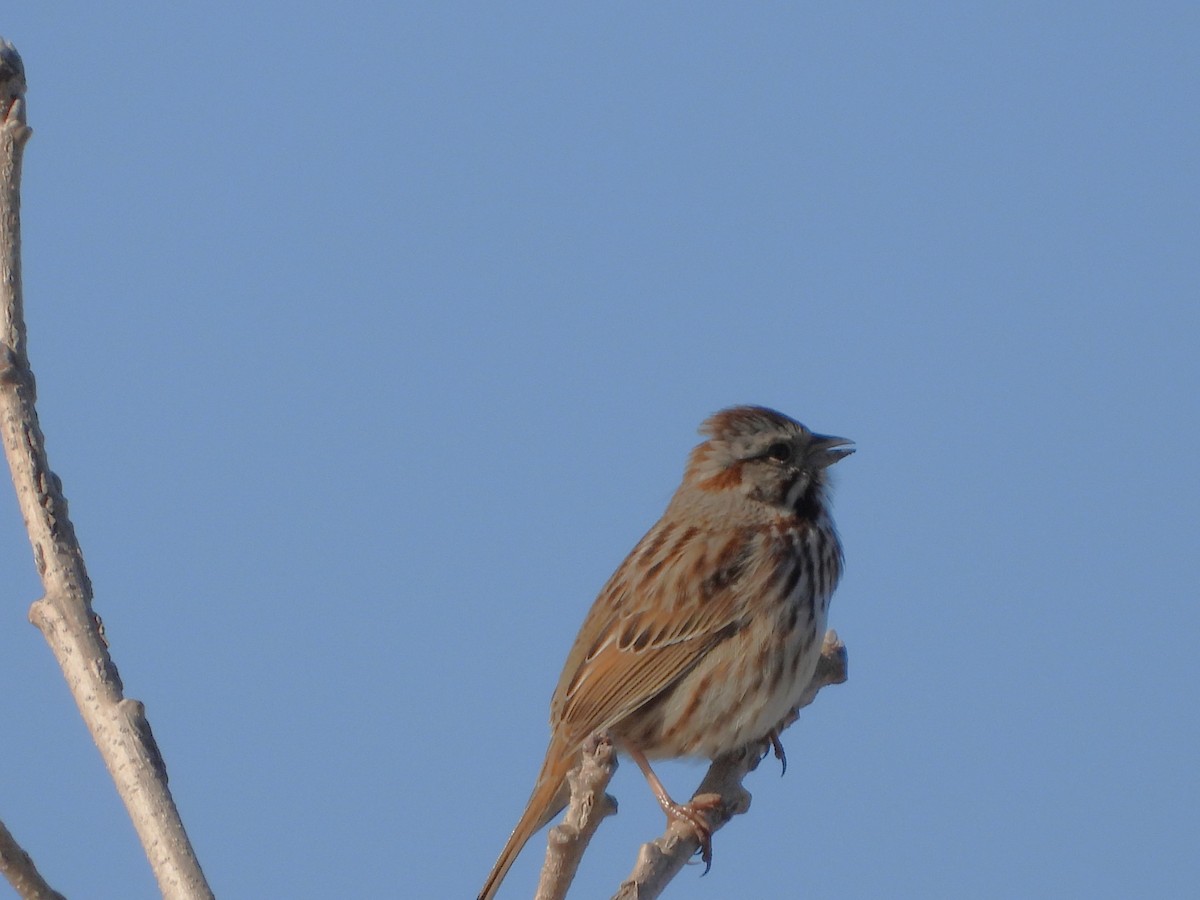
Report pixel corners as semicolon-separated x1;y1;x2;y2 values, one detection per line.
794;485;823;520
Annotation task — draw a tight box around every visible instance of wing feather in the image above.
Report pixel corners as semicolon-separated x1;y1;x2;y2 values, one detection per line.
550;521;762;743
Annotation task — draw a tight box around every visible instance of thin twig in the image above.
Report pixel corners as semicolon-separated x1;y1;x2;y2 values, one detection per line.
0;38;213;899
0;816;66;900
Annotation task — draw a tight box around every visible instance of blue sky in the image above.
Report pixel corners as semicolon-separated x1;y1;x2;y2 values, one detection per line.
1;4;1197;898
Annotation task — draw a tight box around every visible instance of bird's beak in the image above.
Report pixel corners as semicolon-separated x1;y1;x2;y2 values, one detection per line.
809;434;855;468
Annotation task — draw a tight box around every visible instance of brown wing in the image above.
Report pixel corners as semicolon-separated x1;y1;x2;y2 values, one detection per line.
550;521;759;746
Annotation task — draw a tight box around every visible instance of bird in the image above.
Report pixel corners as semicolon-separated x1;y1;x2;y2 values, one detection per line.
478;405;853;899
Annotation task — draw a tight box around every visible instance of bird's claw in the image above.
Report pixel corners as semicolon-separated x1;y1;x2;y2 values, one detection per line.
765;730;787;776
667;792;721;874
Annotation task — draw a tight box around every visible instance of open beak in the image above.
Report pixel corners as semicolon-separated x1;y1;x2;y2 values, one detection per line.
809;433;855;468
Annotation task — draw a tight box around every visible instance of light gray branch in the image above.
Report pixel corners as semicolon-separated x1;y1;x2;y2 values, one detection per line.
535;732;619;900
0;38;213;899
0;816;65;900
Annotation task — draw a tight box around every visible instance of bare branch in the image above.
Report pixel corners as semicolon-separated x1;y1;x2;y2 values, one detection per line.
0;38;213;899
0;817;65;900
534;732;620;900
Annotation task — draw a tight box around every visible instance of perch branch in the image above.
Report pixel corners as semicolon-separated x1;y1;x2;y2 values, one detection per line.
0;39;213;899
611;630;849;900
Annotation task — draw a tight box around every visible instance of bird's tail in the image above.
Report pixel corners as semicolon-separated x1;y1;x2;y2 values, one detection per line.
477;739;576;900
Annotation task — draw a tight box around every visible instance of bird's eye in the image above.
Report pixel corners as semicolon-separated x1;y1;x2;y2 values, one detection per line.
765;442;792;463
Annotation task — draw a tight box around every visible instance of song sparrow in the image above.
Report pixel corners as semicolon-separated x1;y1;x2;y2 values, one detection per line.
478;405;852;899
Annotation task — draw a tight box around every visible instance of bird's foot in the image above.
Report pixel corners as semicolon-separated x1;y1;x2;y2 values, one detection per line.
661;792;722;873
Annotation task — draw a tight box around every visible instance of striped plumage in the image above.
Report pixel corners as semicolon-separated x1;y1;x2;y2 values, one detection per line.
479;406;852;899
